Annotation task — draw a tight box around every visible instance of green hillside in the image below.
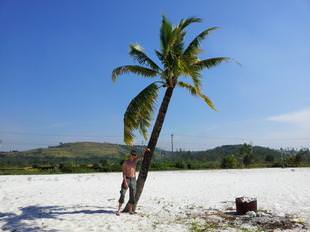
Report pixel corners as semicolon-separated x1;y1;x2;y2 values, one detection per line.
0;142;309;175
23;142;125;158
167;145;283;161
0;142;159;170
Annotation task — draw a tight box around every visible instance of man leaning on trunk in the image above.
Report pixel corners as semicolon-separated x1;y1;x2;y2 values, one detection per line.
116;148;150;215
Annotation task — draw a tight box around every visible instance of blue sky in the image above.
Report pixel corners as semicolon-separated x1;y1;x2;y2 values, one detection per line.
1;0;310;151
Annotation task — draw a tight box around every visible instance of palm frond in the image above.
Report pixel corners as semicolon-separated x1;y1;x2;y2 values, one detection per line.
198;93;217;111
155;50;164;62
183;27;218;57
112;65;158;81
162;27;184;63
160;15;173;52
194;57;230;70
167;17;202;56
178;81;217;110
169;28;186;57
129;44;162;71
124;82;160;145
187;71;201;88
178;17;202;30
177;58;202;87
178;81;199;95
161;16;188;59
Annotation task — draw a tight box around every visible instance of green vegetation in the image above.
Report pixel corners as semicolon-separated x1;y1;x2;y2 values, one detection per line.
221;154;239;169
189;220;264;232
190;220;221;232
0;142;309;175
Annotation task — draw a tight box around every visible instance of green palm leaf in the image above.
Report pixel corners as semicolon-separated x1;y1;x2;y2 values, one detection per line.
161;16;186;59
178;17;202;30
178;81;216;110
155;50;163;61
178;81;199;95
160;16;173;52
124;82;160;145
184;27;218;57
177;57;202;87
199;93;217;111
112;65;158;81
194;57;230;70
129;44;162;71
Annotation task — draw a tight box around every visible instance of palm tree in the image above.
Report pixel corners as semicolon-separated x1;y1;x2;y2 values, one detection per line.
112;16;230;211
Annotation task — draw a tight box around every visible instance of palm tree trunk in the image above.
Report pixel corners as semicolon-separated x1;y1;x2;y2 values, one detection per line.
123;86;174;212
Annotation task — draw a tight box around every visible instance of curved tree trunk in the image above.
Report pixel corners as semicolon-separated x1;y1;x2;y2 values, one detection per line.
123;87;174;212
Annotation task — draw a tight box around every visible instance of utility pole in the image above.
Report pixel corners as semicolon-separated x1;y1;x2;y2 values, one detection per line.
171;134;174;153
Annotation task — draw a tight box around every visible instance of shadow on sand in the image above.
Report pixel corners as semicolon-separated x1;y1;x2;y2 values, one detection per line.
0;205;115;232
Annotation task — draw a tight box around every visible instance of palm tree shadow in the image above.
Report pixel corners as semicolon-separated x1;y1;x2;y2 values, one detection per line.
0;205;115;232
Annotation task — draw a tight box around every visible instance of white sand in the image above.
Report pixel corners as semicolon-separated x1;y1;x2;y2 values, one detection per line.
0;168;309;231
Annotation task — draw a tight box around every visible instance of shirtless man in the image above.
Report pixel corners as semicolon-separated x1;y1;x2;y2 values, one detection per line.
116;148;150;215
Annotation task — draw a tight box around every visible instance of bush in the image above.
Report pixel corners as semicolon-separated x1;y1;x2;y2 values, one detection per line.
243;154;254;167
59;163;75;173
221;154;239;169
265;154;274;162
175;160;187;169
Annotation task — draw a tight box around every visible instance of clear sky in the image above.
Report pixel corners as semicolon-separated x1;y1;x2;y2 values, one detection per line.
1;0;310;151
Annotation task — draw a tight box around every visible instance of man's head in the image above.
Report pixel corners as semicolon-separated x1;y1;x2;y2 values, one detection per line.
129;150;137;160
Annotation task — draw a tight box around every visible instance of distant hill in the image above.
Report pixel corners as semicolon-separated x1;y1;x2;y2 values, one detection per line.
0;142;309;168
165;144;310;165
0;142;161;167
29;142;126;158
0;141;169;158
171;145;283;161
1;142;121;158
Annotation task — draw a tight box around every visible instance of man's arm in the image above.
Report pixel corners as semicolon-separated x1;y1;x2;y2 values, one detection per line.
136;148;151;161
122;162;128;187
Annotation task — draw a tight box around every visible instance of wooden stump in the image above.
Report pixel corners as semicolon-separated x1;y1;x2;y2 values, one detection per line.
235;197;257;215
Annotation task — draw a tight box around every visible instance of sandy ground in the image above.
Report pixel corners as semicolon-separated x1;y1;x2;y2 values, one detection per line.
0;168;309;231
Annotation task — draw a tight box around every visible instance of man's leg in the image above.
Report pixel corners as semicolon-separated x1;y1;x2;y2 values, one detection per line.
128;178;137;214
116;203;122;215
117;187;127;215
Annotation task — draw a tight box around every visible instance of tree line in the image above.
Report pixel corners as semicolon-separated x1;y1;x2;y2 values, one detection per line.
0;143;309;175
